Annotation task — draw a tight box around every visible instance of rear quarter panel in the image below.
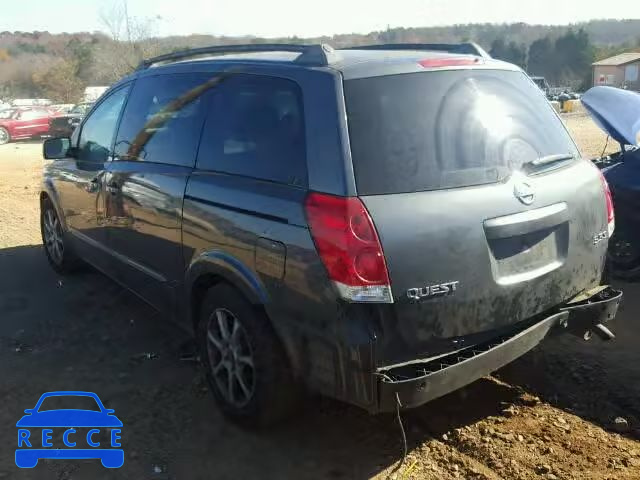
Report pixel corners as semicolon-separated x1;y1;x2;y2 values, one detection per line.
181;173;344;381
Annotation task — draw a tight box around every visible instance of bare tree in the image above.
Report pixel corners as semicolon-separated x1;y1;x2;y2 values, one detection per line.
94;0;165;83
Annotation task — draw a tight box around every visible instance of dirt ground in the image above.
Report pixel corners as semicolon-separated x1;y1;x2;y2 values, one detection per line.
0;114;639;480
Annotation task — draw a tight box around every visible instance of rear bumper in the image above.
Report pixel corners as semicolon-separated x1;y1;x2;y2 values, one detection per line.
375;286;622;412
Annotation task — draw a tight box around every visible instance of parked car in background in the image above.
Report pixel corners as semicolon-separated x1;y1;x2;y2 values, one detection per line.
531;75;550;95
584;86;640;279
83;86;109;103
49;104;76;114
11;98;53;107
40;43;622;426
0;107;53;145
49;103;94;138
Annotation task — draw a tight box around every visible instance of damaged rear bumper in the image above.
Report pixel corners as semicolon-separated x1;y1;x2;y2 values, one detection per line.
375;286;622;412
559;285;622;340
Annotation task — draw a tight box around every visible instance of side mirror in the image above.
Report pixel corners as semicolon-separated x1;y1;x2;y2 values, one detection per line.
43;137;71;160
23;409;33;414
105;409;115;414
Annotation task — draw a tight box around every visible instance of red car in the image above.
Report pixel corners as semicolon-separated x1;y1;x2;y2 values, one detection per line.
0;108;54;145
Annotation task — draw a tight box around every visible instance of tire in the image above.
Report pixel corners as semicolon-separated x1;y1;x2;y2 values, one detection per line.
40;197;81;273
197;284;300;427
607;229;640;281
0;127;9;145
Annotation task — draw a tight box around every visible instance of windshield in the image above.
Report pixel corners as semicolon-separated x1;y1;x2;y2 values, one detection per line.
345;69;579;195
37;395;101;412
0;109;15;119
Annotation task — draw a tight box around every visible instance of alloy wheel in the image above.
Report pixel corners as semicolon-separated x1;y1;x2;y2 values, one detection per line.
43;208;64;265
206;308;256;408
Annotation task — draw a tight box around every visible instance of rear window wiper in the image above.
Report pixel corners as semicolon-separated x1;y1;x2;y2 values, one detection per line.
522;153;575;173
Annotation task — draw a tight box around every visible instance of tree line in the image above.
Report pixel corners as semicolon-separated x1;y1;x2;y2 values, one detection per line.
488;28;615;90
1;16;639;103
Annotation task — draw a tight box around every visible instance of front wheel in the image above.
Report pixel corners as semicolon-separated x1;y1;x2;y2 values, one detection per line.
197;284;301;427
0;127;9;145
40;198;81;273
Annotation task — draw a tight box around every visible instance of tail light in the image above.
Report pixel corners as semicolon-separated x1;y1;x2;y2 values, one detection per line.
599;170;615;237
418;57;482;68
304;192;393;303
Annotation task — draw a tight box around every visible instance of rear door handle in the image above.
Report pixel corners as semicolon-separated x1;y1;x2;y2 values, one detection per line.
483;203;568;239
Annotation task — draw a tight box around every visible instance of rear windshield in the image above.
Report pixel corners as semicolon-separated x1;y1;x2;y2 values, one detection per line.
344;69;579;195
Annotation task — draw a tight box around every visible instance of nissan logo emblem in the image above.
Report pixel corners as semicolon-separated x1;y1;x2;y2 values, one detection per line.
514;181;535;205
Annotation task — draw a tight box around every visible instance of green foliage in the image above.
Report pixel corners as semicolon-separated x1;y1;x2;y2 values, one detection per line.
528;37;553;77
490;38;527;68
594;36;640;63
65;38;94;82
525;29;595;89
8;42;46;56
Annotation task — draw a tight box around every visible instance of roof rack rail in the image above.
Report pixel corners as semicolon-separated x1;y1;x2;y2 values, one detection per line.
344;42;491;59
138;43;340;69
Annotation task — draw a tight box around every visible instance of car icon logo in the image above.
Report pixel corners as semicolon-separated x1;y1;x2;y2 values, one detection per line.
514;180;535;205
15;391;124;469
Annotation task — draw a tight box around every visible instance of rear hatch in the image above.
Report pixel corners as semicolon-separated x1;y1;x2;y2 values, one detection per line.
344;67;610;365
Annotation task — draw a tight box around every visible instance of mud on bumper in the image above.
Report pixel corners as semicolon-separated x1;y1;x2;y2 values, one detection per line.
375;286;622;412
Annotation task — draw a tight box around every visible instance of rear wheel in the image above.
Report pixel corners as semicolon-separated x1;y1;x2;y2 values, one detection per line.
40;198;81;273
197;284;300;427
0;127;9;145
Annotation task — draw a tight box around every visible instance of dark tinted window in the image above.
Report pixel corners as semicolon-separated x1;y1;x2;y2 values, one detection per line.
197;75;306;187
78;86;130;163
345;70;579;195
114;74;213;167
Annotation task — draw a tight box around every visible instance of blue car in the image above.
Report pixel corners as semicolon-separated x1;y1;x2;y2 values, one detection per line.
16;391;123;468
583;86;640;279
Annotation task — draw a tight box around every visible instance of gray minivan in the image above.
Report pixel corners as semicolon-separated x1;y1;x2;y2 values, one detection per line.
40;43;622;426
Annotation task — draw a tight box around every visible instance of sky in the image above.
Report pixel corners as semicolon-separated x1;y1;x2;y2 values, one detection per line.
1;0;639;38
